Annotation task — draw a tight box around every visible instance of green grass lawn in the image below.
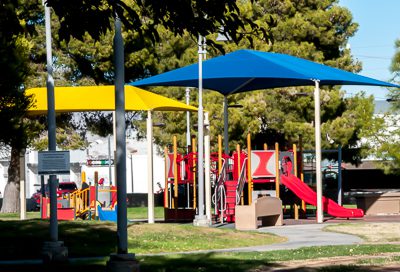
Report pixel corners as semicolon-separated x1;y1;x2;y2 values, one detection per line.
127;206;164;219
0;219;284;260
2;244;400;272
1;208;399;271
0;206;164;221
138;244;400;272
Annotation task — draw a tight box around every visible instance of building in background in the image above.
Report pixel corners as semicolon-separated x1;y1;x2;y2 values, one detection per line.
0;135;165;200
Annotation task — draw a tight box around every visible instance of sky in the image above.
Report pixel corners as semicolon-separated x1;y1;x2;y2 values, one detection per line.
339;0;399;100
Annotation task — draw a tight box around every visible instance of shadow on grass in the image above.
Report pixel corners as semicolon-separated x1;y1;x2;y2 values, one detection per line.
0;254;388;272
0;219;116;260
138;253;375;272
139;253;275;272
0;261;106;272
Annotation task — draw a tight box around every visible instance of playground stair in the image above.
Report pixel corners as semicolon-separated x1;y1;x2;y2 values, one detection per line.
224;180;238;223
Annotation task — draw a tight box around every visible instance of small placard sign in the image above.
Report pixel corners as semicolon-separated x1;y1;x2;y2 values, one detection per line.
38;151;70;175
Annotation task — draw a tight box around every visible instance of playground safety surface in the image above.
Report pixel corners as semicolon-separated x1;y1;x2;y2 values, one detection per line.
281;214;400;225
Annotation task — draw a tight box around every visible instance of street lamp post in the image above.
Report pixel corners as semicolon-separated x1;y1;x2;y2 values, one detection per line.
193;35;211;226
106;13;139;271
41;1;68;263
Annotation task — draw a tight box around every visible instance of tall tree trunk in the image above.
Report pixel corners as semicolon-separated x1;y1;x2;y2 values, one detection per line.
1;146;20;213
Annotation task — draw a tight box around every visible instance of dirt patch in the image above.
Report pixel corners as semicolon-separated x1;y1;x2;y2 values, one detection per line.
325;223;400;242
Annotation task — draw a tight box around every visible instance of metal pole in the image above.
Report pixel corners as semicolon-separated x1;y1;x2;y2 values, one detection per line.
114;15;128;254
196;35;205;221
338;145;343;206
204;112;211;222
130;155;134;193
147;111;155;224
108;135;112;185
186;88;191;208
223;96;229;155
314;80;323;223
19;150;26;220
186;88;191;148
45;4;58;242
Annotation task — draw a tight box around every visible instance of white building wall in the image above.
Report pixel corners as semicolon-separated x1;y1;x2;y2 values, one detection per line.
0;136;165;198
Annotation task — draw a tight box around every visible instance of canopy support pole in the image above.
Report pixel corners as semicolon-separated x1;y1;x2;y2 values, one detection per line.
147;111;155;224
313;80;323;223
186;88;191;148
204;112;212;221
223;96;229;155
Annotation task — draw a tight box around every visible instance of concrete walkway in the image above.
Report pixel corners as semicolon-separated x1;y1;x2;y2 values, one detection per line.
256;223;363;251
139;223;363;256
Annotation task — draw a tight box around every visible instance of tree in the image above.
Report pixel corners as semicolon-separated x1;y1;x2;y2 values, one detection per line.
138;0;374;166
0;0;38;212
38;0;271;143
389;39;400;109
46;0;268;50
39;0;380;168
364;38;400;174
0;1;88;212
0;0;265;213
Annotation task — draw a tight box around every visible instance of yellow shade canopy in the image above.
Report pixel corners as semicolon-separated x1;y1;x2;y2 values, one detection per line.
26;85;197;115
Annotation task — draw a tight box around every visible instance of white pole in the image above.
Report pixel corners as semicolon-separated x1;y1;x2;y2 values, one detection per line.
314;80;323;223
204;112;211;222
194;35;208;225
108;135;112;185
223;96;229;155
130;154;134;193
19;151;26;220
147;111;155;224
186;88;191;148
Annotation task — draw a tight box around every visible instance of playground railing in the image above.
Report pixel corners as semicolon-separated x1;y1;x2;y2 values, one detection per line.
69;188;90;218
213;159;227;221
236;158;248;204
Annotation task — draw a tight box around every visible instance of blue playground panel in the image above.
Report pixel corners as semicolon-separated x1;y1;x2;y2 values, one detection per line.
97;205;117;222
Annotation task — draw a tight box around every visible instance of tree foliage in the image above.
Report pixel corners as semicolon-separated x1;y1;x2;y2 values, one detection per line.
364;38;400;174
45;0;268;51
0;0;87;212
135;0;373;166
0;0;38;212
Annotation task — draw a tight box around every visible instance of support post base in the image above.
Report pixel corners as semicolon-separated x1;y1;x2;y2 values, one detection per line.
41;241;68;263
106;253;140;272
193;215;211;227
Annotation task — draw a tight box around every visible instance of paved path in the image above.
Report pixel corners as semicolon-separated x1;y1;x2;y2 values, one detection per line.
140;223;363;256
256;223;363;251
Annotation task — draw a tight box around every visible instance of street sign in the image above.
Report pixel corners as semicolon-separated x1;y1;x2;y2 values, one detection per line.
38;151;70;175
87;159;114;166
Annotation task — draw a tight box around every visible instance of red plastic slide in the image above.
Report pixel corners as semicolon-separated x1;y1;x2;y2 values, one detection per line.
281;174;364;218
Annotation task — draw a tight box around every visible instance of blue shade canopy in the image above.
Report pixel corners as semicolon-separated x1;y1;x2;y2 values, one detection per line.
132;49;399;94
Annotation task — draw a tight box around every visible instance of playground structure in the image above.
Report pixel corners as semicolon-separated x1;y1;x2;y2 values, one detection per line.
40;171;117;221
164;133;364;224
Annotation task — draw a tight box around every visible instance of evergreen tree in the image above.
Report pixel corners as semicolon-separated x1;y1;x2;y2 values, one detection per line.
141;0;374;166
